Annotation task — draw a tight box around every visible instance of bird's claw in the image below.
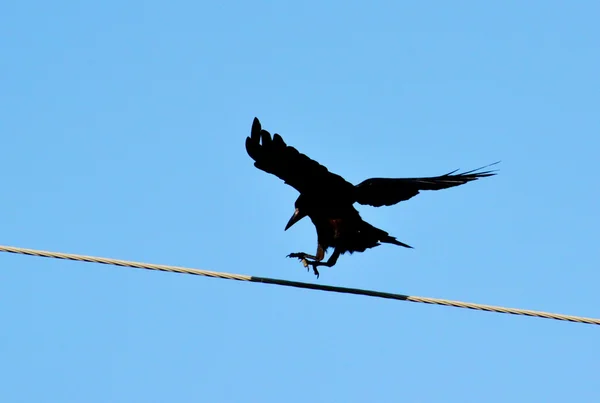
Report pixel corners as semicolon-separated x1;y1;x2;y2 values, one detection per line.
303;260;319;278
287;253;320;278
311;264;320;278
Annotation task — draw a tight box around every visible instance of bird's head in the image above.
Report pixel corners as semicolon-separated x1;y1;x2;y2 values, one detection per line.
285;195;309;231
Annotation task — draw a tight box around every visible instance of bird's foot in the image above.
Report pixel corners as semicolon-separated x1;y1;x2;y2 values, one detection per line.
306;262;320;278
287;253;320;278
286;252;310;260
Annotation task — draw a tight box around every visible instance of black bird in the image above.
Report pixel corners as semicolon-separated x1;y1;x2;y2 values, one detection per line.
246;118;497;277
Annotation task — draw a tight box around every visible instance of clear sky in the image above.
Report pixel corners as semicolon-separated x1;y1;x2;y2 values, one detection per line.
1;1;599;402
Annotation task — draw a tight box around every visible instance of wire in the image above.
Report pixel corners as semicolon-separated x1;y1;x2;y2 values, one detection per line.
1;244;598;326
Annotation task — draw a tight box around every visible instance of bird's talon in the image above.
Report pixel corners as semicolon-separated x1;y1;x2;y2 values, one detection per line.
286;251;320;277
312;266;320;278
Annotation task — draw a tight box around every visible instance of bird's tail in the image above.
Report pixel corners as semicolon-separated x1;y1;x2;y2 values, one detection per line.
357;221;413;250
380;234;413;249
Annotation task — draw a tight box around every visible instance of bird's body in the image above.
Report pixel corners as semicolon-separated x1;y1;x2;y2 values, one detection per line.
245;117;496;277
297;195;409;259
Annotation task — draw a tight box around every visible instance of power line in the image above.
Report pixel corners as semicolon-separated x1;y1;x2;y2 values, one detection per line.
1;244;598;326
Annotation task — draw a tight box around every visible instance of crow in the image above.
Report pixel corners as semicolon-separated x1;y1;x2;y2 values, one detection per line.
245;117;497;277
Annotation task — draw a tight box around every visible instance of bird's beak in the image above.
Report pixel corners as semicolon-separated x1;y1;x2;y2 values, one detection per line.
285;208;305;231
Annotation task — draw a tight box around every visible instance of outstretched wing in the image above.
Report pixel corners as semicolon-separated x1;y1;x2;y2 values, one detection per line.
354;163;498;207
245;118;354;196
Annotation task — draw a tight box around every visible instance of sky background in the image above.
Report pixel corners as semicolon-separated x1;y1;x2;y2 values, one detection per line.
1;1;599;402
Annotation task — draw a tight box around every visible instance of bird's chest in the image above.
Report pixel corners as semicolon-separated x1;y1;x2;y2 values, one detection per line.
315;218;356;243
328;219;345;238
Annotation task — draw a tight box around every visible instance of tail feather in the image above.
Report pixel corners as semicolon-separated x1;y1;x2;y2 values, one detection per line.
380;235;413;249
356;221;413;251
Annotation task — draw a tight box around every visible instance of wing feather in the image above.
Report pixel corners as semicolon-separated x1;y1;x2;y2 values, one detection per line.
246;118;353;196
355;162;498;207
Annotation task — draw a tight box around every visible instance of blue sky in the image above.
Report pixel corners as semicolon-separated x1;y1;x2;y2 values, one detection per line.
1;1;599;401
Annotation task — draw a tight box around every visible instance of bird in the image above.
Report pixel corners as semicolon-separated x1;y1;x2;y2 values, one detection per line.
245;117;497;278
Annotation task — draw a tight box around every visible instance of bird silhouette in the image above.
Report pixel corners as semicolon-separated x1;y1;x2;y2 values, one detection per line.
246;117;497;277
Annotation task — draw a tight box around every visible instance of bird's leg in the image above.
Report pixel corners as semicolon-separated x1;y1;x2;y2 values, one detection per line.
287;244;325;263
287;252;320;276
287;245;326;276
286;252;319;260
305;249;341;278
290;248;341;278
309;248;340;268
